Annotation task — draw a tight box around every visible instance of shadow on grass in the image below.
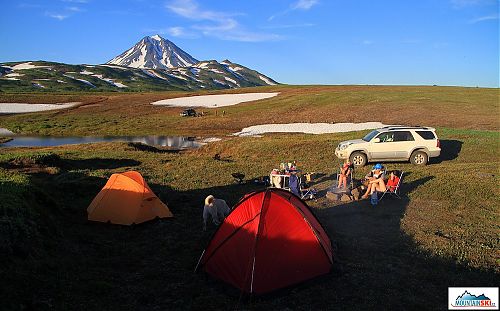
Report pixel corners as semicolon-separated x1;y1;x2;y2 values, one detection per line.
126;142;181;154
433;139;463;163
2;166;498;310
61;158;142;170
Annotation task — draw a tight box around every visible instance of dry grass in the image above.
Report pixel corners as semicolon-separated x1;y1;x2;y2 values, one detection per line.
0;85;498;136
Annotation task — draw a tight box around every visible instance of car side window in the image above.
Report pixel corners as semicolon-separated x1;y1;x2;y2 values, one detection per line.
375;133;394;142
393;131;415;141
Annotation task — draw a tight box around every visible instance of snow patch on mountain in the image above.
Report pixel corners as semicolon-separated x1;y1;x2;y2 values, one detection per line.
11;62;50;70
63;74;96;87
224;76;239;85
259;75;277;85
107;35;198;69
5;73;23;78
92;74;127;88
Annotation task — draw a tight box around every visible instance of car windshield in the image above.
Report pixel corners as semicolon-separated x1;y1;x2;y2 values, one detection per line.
362;130;379;142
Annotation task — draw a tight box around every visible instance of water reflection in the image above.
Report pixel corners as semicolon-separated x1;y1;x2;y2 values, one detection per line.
0;136;202;149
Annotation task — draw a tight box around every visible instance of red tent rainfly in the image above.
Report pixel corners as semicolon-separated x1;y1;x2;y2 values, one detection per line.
196;188;333;294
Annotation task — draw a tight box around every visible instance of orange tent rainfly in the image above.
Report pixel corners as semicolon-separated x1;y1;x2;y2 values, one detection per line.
196;188;333;294
87;171;173;225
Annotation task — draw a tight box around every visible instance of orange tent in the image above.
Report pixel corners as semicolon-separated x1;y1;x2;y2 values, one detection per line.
87;171;173;225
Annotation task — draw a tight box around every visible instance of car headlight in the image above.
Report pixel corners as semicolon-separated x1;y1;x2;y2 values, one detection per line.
339;144;349;150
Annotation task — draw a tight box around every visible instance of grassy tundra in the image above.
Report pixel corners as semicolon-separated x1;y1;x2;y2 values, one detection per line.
0;85;498;310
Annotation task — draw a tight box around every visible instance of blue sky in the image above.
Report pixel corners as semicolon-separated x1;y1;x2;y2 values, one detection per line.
1;0;498;87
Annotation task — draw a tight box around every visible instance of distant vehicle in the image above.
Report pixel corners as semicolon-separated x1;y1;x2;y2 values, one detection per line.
180;108;197;117
335;126;441;167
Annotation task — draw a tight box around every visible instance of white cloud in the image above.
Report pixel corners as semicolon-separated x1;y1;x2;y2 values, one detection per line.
269;0;319;21
468;14;499;23
292;0;319;10
167;27;199;38
165;0;281;42
46;12;69;20
362;40;374;45
261;23;315;29
66;6;85;12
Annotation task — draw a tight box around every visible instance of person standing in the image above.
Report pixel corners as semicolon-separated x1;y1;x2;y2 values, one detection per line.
202;195;230;231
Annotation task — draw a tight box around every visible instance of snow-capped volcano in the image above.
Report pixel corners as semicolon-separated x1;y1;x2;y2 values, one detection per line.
107;35;198;69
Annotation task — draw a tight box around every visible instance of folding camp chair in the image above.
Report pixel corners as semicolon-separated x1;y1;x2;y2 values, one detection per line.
378;171;404;201
300;181;317;200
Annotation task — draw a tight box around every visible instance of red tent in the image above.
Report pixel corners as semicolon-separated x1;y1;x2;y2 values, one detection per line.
196;188;333;294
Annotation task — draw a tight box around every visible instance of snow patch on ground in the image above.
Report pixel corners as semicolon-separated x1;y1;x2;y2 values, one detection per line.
32;82;45;88
80;70;94;75
2;77;20;81
201;137;222;143
151;92;279;108
210;68;224;74
0;128;15;136
0;102;81;114
11;62;50;70
233;122;387;136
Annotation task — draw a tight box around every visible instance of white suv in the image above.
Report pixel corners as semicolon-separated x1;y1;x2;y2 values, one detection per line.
335;126;441;167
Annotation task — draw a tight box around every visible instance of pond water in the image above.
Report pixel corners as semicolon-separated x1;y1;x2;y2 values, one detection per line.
0;136;203;149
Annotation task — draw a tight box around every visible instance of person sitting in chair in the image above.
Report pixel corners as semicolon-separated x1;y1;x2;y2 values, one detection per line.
386;170;401;192
337;160;352;189
362;164;386;199
203;195;230;231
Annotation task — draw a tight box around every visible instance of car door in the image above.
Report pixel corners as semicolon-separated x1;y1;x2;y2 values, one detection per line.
369;132;396;159
392;131;416;159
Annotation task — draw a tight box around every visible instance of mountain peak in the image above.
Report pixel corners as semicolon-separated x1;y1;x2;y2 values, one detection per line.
151;34;162;41
107;36;198;69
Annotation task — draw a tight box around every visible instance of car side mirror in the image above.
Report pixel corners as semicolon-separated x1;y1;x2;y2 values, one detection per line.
372;138;380;143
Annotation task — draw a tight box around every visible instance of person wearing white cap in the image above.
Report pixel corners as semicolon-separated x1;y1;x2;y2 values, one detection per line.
202;195;230;231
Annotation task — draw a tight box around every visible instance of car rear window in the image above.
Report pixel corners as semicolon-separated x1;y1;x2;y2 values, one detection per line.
415;131;436;140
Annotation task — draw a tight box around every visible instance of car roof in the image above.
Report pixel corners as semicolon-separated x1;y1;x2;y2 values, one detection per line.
378;125;436;132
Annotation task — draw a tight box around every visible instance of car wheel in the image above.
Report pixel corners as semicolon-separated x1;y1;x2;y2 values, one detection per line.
349;152;367;167
410;151;428;165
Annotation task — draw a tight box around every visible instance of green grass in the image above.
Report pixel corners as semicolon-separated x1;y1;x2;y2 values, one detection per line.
0;127;498;310
0;86;498;310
